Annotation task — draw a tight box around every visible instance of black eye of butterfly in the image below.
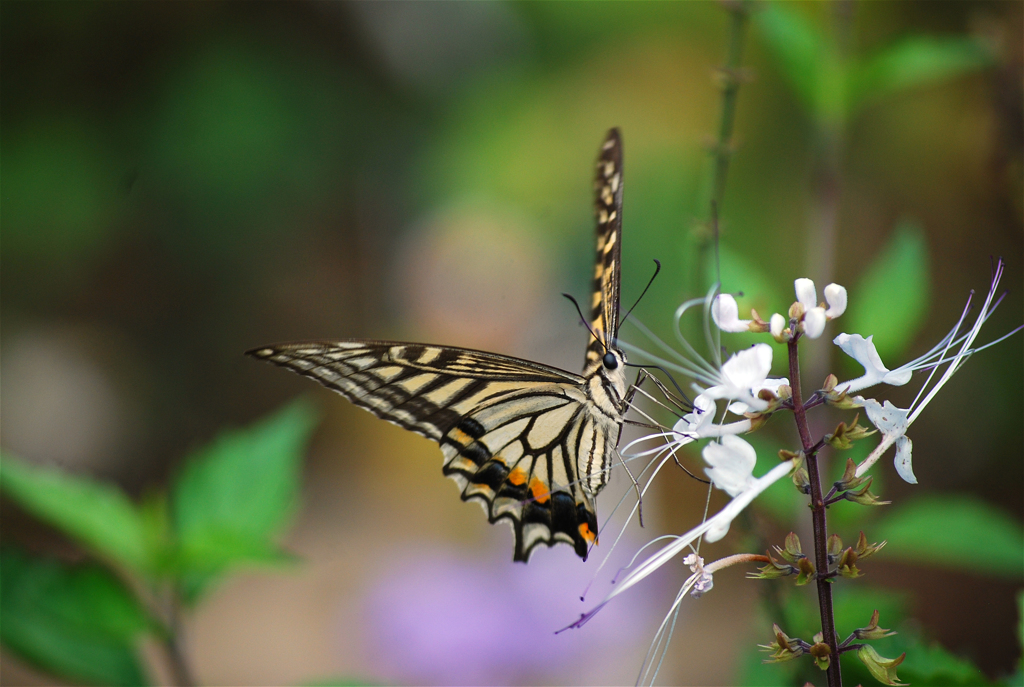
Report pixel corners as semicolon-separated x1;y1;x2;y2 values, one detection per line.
602;351;618;370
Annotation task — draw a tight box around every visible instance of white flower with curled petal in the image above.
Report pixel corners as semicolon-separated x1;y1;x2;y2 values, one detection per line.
791;278;845;338
727;376;790;415
834;333;913;394
824;283;847;318
703;344;775;412
851;259;1021;483
711;294;752;333
703;435;757;497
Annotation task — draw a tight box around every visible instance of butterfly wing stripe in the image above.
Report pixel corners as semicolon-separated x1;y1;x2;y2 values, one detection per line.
585;128;624;367
248;132;628;562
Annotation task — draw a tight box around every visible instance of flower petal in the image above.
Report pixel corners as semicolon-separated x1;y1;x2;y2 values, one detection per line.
894;435;916;484
703;435;757;497
824;283;847;318
712;294;751;333
795;278;817;308
803;307;826;338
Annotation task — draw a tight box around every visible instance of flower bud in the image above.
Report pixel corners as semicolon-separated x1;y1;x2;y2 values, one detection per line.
843;479;891;507
853;609;897;640
770;313;787;341
759;624;806;663
857;645;907;686
809;639;831;671
827;534;843;562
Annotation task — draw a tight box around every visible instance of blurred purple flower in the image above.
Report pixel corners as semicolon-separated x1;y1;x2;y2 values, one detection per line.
359;541;665;685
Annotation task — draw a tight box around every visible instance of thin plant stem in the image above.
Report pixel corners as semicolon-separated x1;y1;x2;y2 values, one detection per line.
788;334;842;687
164;585;197;687
694;0;750;294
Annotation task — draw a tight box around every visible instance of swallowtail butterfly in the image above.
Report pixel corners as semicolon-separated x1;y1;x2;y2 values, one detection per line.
248;129;629;561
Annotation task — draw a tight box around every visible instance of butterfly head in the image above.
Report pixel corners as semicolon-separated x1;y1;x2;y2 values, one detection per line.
590;344;628;414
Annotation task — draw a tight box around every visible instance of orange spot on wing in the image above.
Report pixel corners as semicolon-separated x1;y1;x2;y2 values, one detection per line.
578;522;597;545
508;468;527;486
529;477;550;504
449;428;472;445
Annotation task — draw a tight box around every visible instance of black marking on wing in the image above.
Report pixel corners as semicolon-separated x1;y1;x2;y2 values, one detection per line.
585;127;624;366
247;339;607;561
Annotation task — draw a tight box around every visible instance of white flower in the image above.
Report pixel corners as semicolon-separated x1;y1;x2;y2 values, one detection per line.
711;294;752;333
834;333;913;394
561;459;795;630
795;278;817;309
803;306;827;338
770;313;786;340
791;278;845;339
703;435;757;498
824;283;847;318
704;344;775;412
853;259;1020;482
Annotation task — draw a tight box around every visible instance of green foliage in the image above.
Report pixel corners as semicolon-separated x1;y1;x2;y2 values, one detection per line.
754;4;837;120
755;2;992;122
847;36;993;111
0;401;318;682
741;585;995;686
0;455;154;575
844;222;930;364
874;495;1024;579
171;399;316;602
0;547;153;686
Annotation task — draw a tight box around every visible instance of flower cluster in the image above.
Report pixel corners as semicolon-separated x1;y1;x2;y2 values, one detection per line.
567;260;1019;685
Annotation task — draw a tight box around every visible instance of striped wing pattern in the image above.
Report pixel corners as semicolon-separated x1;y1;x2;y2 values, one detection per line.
585;128;624;367
248;129;628;562
247;340;614;561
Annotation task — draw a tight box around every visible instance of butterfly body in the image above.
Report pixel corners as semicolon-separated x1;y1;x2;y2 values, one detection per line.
249;129;628;562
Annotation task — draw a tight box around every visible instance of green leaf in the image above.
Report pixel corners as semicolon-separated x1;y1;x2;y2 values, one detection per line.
171;400;316;599
0;547;152;686
754;3;825;114
844;221;929;364
896;641;993;686
703;243;788;358
849;36;992;112
0;454;152;574
874;495;1023;579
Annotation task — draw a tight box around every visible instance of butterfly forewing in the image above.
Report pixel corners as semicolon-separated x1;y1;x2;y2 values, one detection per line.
248;129;628;562
247;340;603;560
586;128;624;367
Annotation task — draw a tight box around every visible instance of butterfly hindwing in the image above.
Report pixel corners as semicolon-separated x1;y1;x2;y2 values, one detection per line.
248;129;629;562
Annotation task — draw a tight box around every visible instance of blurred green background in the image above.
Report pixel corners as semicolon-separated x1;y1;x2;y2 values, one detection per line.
2;2;1021;685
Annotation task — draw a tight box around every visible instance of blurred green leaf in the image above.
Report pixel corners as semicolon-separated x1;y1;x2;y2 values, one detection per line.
171;400;316;601
703;243;788;361
844;221;929;364
0;547;152;686
893;641;993;686
0;119;118;263
754;3;824;114
0;454;152;575
874;495;1023;579
848;36;992;111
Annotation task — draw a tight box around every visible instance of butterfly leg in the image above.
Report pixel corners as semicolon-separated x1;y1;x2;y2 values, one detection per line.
615;366;663;528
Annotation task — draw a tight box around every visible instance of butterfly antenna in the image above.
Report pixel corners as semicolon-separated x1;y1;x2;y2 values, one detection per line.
562;293;608;353
621;258;661;325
